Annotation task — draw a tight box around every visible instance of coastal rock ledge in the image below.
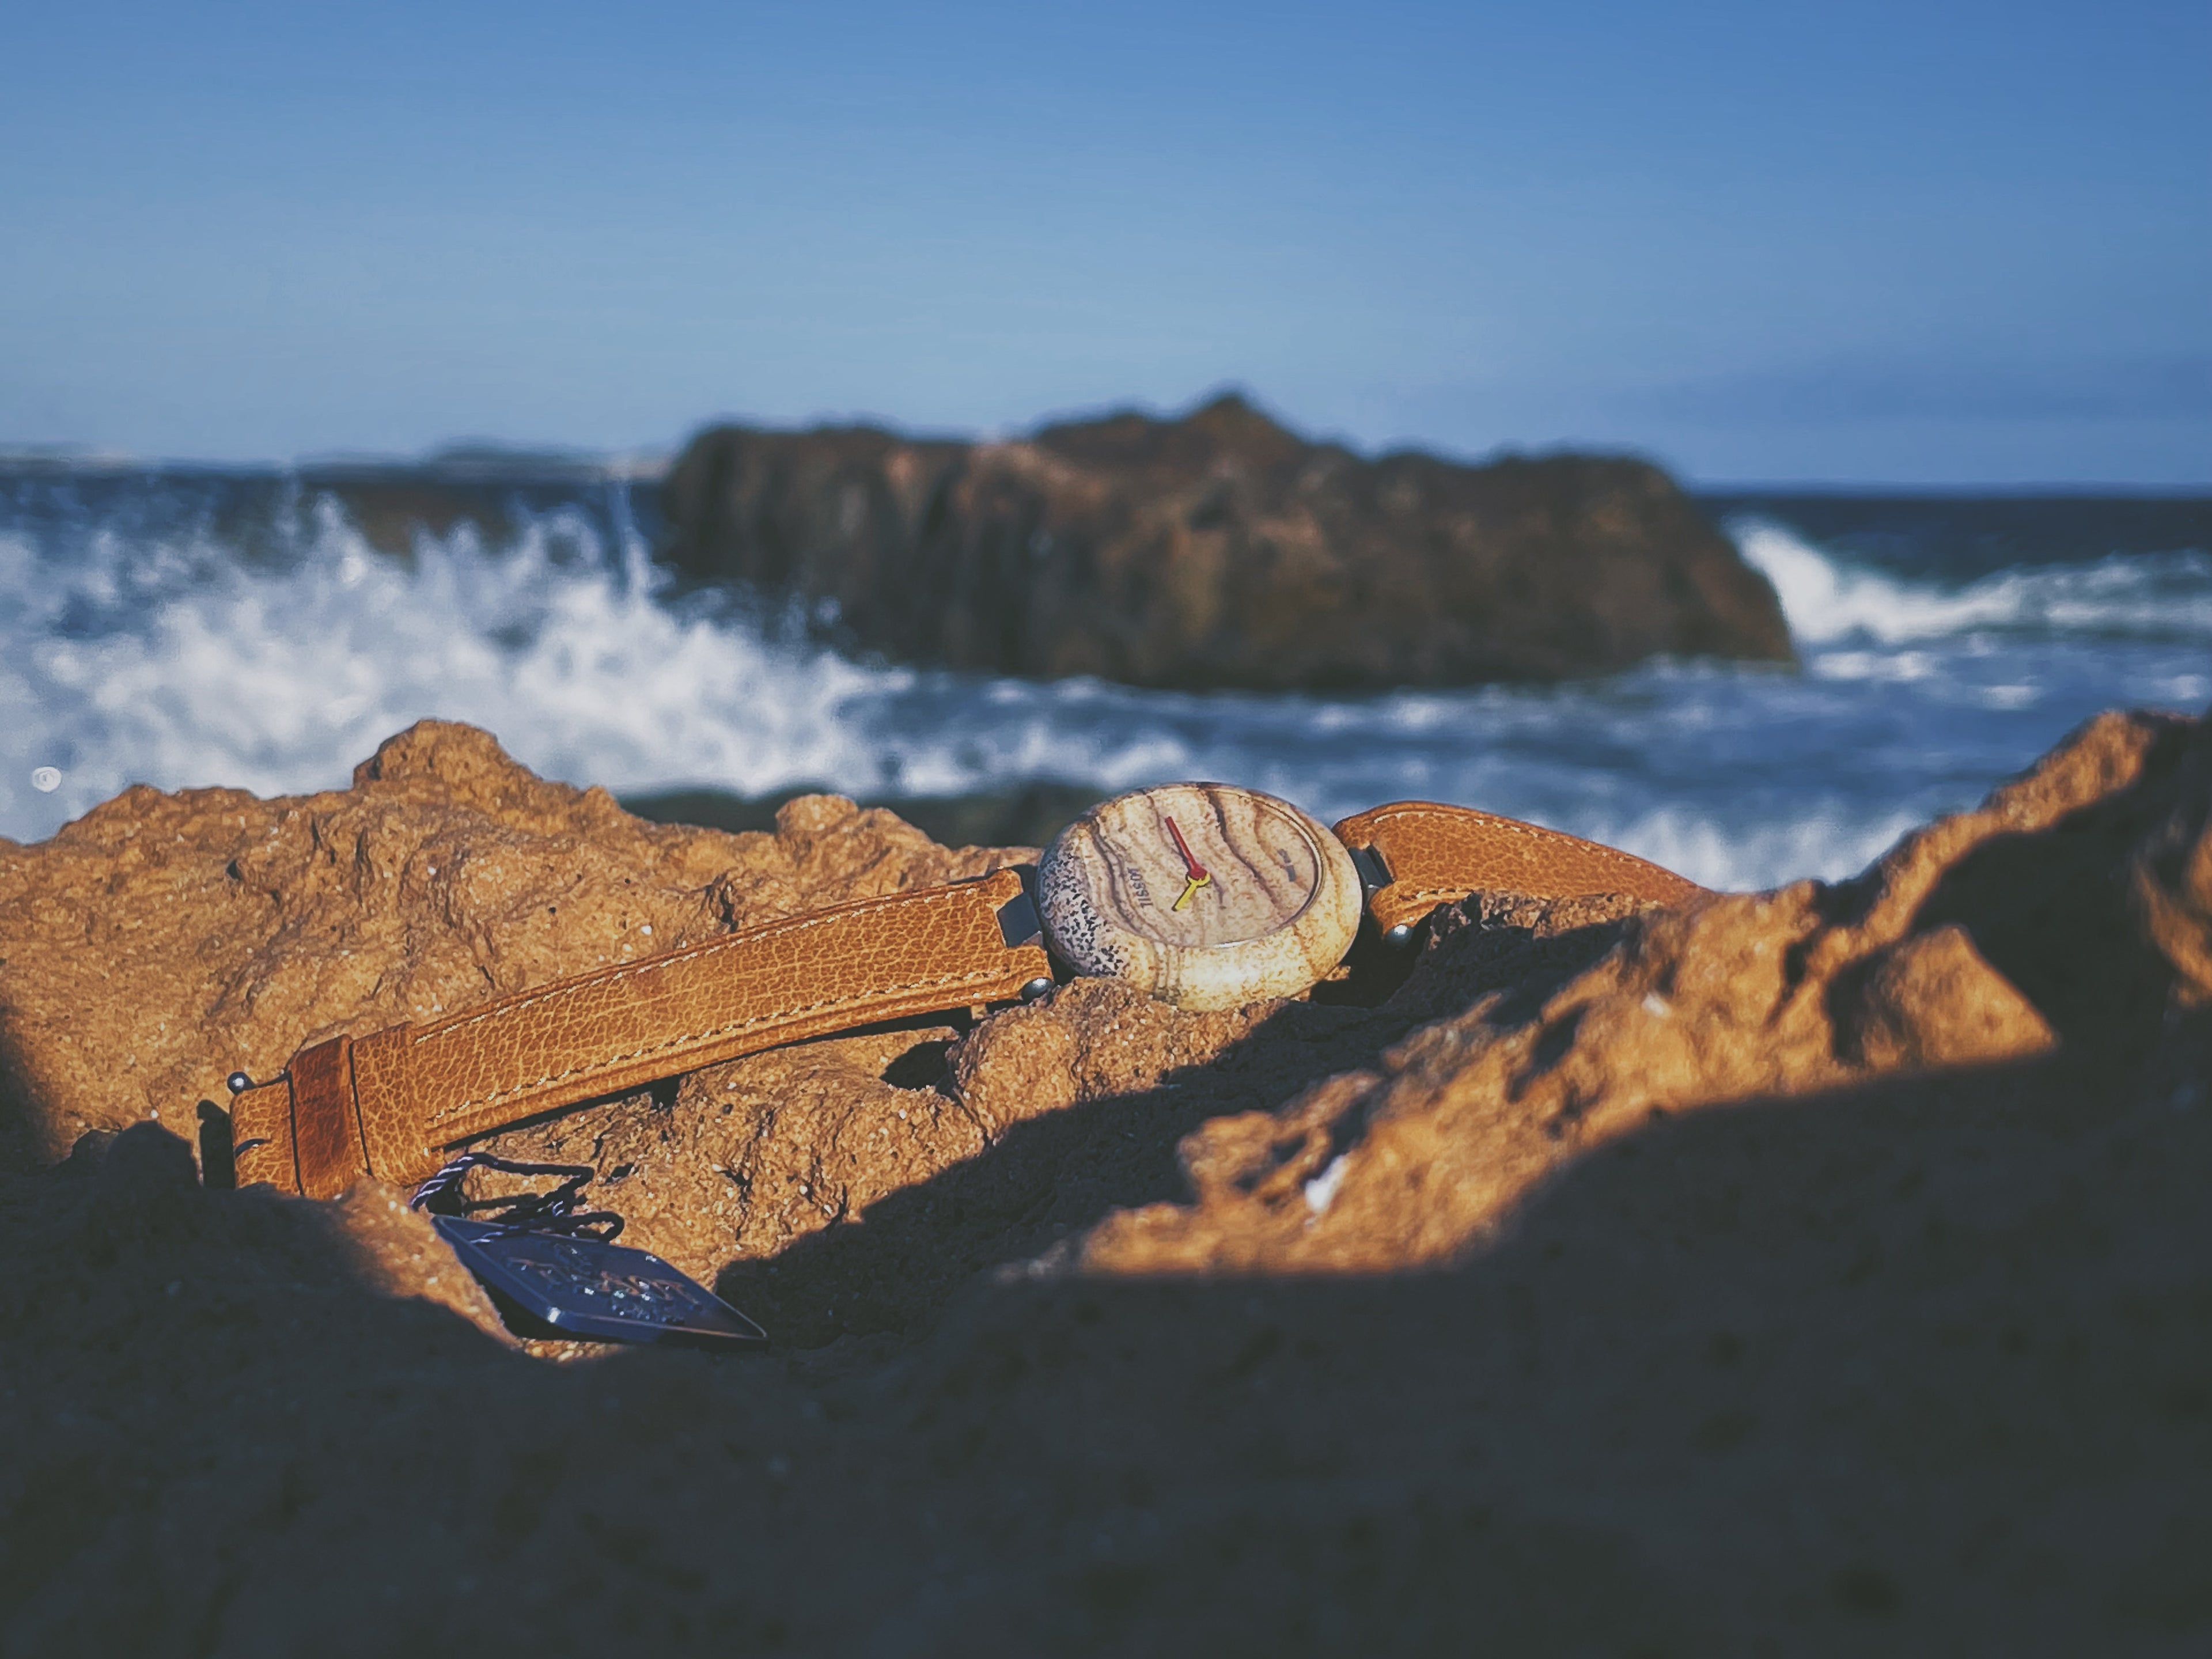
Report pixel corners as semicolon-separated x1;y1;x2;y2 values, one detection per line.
662;393;1795;687
4;709;2211;1653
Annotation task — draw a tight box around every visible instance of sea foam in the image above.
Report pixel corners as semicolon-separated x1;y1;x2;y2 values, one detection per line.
4;478;2207;896
1733;517;2212;646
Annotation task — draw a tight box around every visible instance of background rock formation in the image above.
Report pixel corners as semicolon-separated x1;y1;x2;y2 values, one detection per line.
661;393;1795;688
5;707;2211;1653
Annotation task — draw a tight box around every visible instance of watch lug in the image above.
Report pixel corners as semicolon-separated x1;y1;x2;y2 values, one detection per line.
995;869;1044;949
1347;842;1393;903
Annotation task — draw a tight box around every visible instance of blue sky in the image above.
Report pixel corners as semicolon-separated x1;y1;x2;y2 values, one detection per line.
2;0;2205;482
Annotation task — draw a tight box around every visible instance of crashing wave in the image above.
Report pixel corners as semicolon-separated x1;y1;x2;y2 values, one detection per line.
1733;516;2212;646
3;481;2206;897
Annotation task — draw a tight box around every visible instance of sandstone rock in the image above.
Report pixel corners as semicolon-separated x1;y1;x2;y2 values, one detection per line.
660;393;1795;688
1081;707;2207;1277
1839;923;2056;1070
6;709;2212;1653
6;710;2206;1329
323;1179;520;1346
0;719;1024;1169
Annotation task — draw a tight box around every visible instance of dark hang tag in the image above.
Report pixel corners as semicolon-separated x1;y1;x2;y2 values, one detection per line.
433;1215;767;1348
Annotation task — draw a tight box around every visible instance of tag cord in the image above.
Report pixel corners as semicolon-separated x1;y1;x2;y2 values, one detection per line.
410;1151;625;1242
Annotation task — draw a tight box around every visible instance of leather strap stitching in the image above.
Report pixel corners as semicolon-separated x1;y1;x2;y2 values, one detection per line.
421;960;1022;1128
1352;804;1669;878
414;880;998;1046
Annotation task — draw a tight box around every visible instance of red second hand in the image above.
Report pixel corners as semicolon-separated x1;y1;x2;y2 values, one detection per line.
1164;816;1212;912
1164;816;1208;880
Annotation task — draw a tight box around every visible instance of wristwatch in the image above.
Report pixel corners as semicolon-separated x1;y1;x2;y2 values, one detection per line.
228;786;1701;1199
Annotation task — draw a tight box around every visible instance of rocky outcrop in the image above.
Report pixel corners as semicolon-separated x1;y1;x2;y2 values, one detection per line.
660;393;1795;688
0;721;1026;1172
5;709;2212;1652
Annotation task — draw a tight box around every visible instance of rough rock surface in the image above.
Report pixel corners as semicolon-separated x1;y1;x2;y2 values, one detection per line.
5;709;2212;1654
0;720;1021;1171
661;392;1794;688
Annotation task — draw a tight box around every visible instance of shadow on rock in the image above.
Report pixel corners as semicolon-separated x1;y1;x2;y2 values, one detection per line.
9;1019;2210;1654
1908;715;2205;1048
713;906;1640;1347
869;1022;2212;1657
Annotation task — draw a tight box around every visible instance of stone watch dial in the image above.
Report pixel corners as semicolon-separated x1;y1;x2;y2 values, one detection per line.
1037;782;1363;1010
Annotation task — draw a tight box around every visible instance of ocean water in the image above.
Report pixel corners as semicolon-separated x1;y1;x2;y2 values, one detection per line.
2;462;2207;892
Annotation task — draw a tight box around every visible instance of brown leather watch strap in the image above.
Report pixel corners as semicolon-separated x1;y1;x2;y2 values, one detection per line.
1331;801;1706;934
233;867;1050;1198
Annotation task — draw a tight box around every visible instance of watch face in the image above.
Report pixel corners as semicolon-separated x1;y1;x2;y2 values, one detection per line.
1036;783;1364;1010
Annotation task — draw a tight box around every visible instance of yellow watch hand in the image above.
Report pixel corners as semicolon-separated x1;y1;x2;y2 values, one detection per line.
1164;815;1213;913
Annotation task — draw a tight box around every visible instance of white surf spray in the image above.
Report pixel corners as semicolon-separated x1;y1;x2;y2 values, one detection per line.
5;478;2207;897
1;495;899;838
1733;516;2212;646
